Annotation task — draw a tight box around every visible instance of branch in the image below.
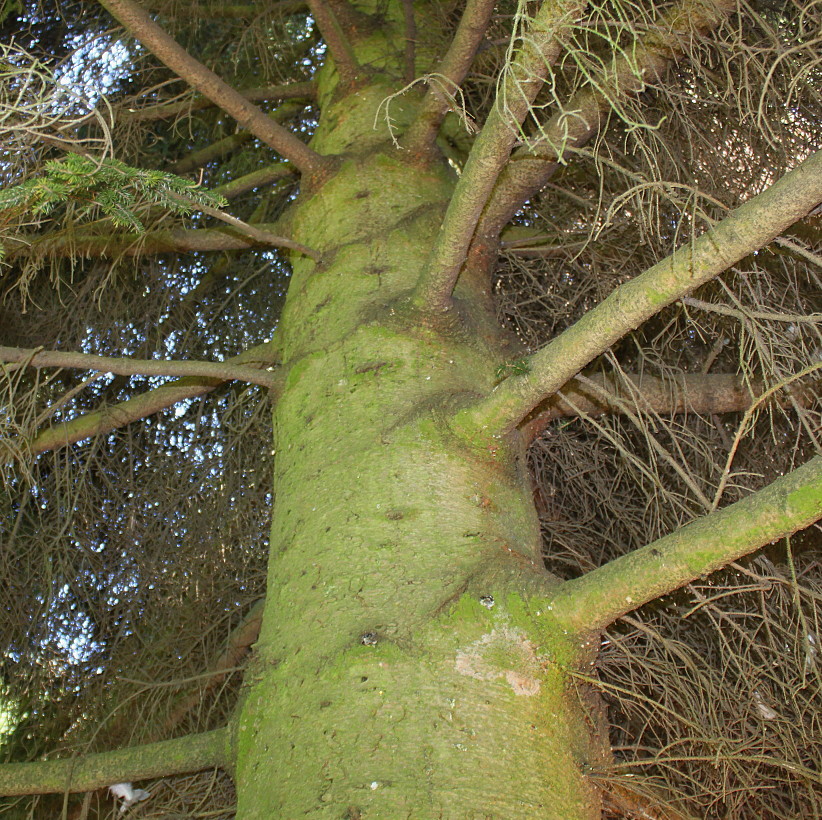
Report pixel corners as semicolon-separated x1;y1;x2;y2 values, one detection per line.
0;728;228;796
7;222;313;260
402;0;497;154
548;455;822;634
306;0;360;85
0;346;279;388
161;599;264;735
164;97;306;174
168;195;321;259
411;0;586;312
472;0;735;257
144;1;307;19
121;81;315;122
519;371;781;445
99;0;327;176
452;148;822;442
401;0;416;85
211;162;295;200
24;342;280;456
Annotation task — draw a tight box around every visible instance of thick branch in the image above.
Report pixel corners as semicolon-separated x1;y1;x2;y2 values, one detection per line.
25;342;279;456
122;81;315;122
474;0;735;253
411;0;586;312
99;0;326;176
549;456;822;634
306;0;360;85
453;148;822;442
402;0;496;154
0;346;279;388
0;728;228;796
7;222;310;260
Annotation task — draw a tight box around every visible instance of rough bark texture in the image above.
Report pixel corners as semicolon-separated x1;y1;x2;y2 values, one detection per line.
232;4;605;816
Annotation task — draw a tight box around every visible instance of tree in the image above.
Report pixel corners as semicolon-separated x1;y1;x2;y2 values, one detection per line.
0;0;820;816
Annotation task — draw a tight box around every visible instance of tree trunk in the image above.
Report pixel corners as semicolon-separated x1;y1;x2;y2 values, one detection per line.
233;4;606;816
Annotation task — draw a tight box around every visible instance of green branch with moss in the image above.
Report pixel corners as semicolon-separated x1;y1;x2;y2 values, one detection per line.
453;148;822;443
549;456;822;633
0;728;228;796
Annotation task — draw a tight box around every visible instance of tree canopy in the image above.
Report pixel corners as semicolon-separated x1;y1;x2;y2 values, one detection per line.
0;0;820;817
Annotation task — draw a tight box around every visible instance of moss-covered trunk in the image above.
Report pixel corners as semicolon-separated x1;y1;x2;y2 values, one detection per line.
234;4;606;816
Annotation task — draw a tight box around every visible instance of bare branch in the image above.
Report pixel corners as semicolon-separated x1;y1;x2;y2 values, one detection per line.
306;0;360;85
165;99;306;174
548;455;822;634
411;0;586;312
0;346;280;388
7;222;313;260
0;729;227;796
453;148;822;442
24;342;280;456
121;81;316;122
472;0;736;261
99;0;327;176
402;0;496;154
166;193;321;259
519;371;778;445
211;163;295;200
401;0;416;85
144;1;307;19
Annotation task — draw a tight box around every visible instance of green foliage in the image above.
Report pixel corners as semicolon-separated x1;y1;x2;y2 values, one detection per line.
0;153;228;234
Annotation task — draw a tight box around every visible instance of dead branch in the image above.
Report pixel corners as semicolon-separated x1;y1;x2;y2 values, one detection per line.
0;346;280;388
23;342;280;455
